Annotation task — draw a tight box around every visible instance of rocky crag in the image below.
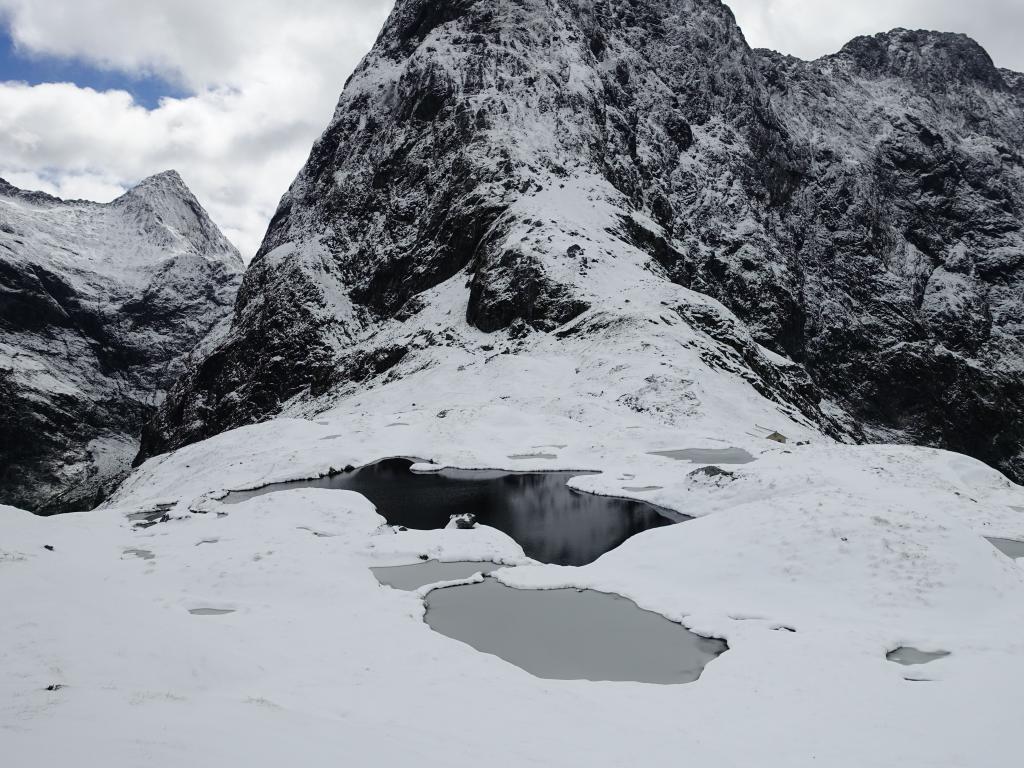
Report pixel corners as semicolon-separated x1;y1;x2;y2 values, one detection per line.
141;0;1024;480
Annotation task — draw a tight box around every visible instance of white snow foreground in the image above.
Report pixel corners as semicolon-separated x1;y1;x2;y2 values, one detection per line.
4;281;1024;766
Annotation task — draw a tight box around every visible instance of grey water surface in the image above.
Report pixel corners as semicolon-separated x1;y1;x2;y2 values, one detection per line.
987;538;1024;559
648;448;755;464
372;560;503;591
886;647;950;665
424;579;727;684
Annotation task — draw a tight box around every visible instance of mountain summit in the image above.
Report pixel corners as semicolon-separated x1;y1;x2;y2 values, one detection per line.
0;171;242;512
142;0;1024;480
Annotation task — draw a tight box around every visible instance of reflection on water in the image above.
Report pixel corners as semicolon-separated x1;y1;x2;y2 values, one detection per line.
224;459;685;566
424;579;728;684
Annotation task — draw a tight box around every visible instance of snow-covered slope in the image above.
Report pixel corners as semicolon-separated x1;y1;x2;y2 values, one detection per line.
0;171;243;512
3;358;1024;765
140;0;1024;483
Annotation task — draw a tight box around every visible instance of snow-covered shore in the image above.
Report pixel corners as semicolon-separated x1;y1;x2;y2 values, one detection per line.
4;311;1024;765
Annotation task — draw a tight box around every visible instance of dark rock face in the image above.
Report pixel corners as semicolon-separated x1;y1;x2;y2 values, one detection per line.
751;29;1024;478
0;172;242;512
143;1;1024;481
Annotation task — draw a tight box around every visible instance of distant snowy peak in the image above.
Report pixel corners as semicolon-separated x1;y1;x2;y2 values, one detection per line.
112;171;244;269
0;171;242;292
0;170;242;513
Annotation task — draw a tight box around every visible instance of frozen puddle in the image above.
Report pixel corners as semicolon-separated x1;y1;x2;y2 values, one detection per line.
372;560;502;591
122;548;155;560
508;453;558;460
987;538;1024;559
126;505;174;528
887;647;950;665
424;579;727;684
224;459;685;566
649;447;755;464
189;608;236;616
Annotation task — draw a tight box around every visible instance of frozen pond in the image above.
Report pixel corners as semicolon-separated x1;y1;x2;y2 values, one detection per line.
224;459;685;565
887;647;950;665
649;447;755;464
372;560;502;591
189;608;235;616
423;579;727;684
987;538;1024;559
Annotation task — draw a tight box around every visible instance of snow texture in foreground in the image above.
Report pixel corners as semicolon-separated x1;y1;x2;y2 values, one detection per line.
3;333;1024;765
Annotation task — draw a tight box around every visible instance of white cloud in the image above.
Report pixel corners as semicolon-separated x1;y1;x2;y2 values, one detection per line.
0;0;1020;259
0;0;393;258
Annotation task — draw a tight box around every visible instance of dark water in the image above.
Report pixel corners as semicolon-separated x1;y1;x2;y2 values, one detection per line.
223;458;685;565
424;579;728;684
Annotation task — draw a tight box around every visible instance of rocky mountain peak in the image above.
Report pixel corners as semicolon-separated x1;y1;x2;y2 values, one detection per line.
834;28;1006;89
113;171;243;269
122;169;190;196
142;0;1024;484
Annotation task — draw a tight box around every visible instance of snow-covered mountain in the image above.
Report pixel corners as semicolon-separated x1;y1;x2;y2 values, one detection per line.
140;0;1024;482
0;171;243;512
4;3;1024;764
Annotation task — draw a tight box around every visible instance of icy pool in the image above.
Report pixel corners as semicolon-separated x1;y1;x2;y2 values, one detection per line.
423;579;727;684
649;447;755;464
987;538;1024;559
224;459;685;566
372;560;502;591
887;647;950;665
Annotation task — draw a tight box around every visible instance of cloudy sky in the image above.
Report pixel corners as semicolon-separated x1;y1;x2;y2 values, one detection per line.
1;0;1021;259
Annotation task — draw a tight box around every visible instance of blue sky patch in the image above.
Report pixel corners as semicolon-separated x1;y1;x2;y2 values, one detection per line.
0;26;187;109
